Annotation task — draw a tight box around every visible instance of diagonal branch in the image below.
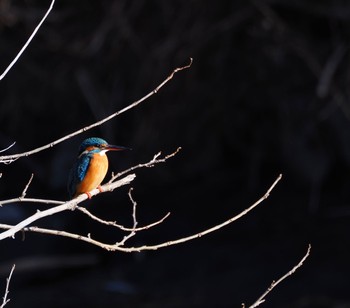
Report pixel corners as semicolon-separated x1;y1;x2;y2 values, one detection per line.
246;244;311;308
0;0;55;81
0;60;192;164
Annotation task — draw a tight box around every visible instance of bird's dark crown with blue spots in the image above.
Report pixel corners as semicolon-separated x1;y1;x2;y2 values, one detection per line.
78;137;108;155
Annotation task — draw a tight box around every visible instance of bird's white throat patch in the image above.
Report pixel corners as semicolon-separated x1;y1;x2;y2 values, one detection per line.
78;149;108;158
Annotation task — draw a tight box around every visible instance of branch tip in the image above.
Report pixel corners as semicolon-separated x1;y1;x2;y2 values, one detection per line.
247;244;311;308
0;142;16;154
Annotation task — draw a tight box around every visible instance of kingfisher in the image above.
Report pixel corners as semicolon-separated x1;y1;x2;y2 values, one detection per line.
68;137;129;199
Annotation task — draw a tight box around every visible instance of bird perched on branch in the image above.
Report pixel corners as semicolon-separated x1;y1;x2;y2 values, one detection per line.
68;137;129;199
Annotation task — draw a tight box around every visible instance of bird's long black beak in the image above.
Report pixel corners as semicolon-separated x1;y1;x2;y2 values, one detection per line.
104;144;131;151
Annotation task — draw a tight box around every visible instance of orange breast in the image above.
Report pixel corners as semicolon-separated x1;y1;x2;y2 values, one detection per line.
74;153;108;197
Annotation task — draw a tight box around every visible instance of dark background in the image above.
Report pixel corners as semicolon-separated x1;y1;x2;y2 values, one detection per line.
1;0;350;307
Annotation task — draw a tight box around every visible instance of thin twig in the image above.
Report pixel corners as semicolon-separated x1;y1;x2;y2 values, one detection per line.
0;142;16;154
1;175;49;206
128;188;138;227
0;174;282;252
0;0;55;81
245;244;311;308
0;264;15;308
116;188;138;246
0;60;192;164
21;174;34;198
76;206;170;232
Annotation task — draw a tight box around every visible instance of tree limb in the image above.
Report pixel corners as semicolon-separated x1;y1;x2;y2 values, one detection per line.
0;174;282;252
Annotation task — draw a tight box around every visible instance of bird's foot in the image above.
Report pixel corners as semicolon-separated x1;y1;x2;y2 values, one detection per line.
85;192;92;199
84;186;103;199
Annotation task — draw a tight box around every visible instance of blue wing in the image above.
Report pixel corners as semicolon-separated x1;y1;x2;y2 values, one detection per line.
67;154;91;199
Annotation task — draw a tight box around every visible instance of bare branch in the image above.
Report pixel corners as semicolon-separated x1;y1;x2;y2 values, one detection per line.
0;264;15;308
0;60;192;164
245;244;311;308
0;174;136;241
0;198;64;207
0;174;282;252
0;0;55;81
